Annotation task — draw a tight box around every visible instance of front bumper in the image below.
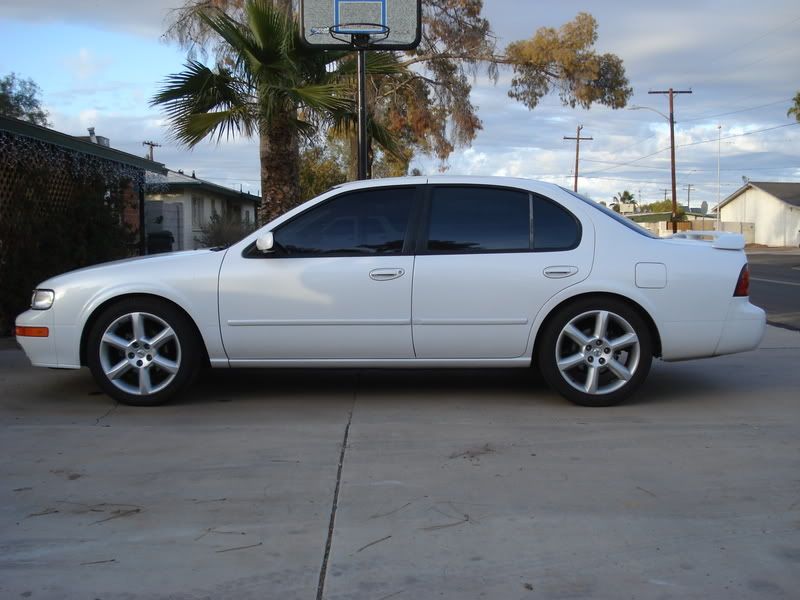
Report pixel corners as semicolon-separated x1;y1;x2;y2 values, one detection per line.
15;308;59;367
714;298;766;356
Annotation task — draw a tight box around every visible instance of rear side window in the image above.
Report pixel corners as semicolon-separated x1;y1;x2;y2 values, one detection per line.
273;188;414;256
532;196;581;250
425;186;581;253
426;187;530;253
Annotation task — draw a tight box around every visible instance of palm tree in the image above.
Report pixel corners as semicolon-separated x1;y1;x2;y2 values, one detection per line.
152;0;401;223
613;190;635;205
789;91;800;122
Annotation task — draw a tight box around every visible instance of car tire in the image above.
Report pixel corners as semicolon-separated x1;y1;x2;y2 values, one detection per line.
86;298;202;406
537;297;653;407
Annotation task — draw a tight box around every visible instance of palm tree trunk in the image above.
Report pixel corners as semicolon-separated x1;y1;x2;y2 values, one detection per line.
259;112;300;224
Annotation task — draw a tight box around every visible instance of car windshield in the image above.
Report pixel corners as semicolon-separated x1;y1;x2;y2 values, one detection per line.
560;186;658;239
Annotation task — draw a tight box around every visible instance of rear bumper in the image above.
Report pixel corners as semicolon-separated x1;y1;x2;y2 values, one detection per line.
714;298;766;356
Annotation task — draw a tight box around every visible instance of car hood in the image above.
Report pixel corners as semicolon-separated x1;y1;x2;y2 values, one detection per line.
37;249;228;289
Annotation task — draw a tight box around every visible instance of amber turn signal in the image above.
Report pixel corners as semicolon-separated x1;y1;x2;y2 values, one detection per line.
15;326;49;338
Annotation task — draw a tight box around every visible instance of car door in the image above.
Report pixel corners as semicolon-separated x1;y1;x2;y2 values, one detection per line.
218;186;419;361
411;184;594;359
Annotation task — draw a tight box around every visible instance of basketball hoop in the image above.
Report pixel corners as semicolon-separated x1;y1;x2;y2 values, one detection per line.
329;23;391;47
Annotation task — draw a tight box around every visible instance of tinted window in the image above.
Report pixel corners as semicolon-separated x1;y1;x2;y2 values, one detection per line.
273;188;413;255
533;196;581;250
427;187;530;253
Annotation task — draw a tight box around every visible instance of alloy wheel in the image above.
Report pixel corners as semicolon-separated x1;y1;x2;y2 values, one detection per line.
555;309;641;395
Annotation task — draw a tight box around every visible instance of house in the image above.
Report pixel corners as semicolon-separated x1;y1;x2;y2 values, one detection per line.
0;116;166;254
717;181;800;247
146;169;260;251
0;115;167;332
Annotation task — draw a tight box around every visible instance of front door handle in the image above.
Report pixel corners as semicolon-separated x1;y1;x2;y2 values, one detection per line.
543;266;578;279
369;268;405;281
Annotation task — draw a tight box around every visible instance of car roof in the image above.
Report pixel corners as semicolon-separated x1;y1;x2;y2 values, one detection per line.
332;175;563;195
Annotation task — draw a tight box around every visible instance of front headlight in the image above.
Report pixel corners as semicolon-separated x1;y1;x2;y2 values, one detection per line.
31;289;55;310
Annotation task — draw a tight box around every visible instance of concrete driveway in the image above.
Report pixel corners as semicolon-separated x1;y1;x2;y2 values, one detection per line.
1;327;799;599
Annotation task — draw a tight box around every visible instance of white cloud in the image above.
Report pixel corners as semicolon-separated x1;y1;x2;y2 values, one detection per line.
64;48;110;80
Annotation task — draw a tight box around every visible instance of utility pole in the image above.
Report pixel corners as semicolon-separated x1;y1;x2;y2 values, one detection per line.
142;140;161;161
649;88;692;233
563;125;593;192
663;188;669;202
684;184;695;213
716;124;722;230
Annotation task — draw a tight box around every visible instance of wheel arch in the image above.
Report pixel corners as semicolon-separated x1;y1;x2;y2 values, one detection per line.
532;291;663;364
79;293;210;367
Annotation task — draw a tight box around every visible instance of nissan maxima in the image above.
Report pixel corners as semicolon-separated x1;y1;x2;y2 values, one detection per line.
15;177;765;407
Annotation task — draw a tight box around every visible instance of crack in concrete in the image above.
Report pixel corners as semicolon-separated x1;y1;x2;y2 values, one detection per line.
316;372;358;600
93;401;119;426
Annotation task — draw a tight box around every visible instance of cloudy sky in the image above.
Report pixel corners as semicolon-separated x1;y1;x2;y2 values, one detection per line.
1;0;798;208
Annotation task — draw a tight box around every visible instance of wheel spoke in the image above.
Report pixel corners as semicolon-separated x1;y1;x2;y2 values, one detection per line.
105;359;131;380
606;359;632;381
102;333;130;350
584;366;600;394
564;324;591;347
138;366;152;394
152;355;179;374
147;326;175;349
609;332;638;351
558;353;584;371
131;312;146;341
593;311;610;339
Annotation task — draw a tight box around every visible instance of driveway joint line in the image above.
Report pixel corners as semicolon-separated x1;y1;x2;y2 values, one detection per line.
316;372;358;600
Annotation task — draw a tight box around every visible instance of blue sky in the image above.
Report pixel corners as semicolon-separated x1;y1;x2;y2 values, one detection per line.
0;0;798;208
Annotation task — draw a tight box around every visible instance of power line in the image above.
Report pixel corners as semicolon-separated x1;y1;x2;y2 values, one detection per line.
702;14;800;68
679;98;792;123
677;121;799;149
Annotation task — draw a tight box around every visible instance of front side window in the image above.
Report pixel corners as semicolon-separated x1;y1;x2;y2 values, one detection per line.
272;188;414;256
426;187;530;253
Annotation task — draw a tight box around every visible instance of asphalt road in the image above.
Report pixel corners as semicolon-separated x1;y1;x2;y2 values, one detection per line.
747;251;800;330
2;326;799;599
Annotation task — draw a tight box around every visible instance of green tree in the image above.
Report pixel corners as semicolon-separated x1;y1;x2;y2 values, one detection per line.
642;199;685;216
0;73;50;126
163;1;632;179
789;91;800;122
299;141;348;200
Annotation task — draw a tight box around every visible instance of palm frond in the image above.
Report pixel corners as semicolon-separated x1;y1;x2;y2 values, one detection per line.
174;106;258;146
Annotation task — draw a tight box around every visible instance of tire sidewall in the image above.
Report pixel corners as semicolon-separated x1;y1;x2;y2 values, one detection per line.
538;297;653;407
86;298;200;406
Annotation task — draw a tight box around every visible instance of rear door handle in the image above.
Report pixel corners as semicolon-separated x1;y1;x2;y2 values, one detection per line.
543;266;578;279
369;268;405;281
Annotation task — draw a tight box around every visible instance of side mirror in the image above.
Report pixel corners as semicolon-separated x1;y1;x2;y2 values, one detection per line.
256;232;274;253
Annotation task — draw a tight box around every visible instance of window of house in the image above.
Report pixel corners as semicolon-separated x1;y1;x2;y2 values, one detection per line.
191;196;204;228
272;188;414;256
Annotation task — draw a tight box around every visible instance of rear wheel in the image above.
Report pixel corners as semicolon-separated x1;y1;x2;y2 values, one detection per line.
538;298;652;407
86;298;201;406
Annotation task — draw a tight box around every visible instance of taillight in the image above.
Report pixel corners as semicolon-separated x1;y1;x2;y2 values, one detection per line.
733;264;750;297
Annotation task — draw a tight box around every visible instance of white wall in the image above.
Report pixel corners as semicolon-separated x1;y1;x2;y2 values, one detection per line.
720;187;800;247
149;190;258;250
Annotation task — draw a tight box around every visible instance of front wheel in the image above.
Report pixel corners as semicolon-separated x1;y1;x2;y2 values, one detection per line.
86;298;202;406
538;298;653;407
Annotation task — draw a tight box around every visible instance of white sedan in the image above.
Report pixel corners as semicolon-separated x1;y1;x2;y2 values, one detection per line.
15;177;765;407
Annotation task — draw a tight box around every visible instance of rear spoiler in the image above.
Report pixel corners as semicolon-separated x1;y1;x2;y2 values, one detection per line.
671;231;745;250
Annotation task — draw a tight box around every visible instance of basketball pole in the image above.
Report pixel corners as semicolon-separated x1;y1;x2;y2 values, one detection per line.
356;46;369;180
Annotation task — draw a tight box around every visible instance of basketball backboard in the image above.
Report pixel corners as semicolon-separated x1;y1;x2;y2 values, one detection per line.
300;0;421;50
